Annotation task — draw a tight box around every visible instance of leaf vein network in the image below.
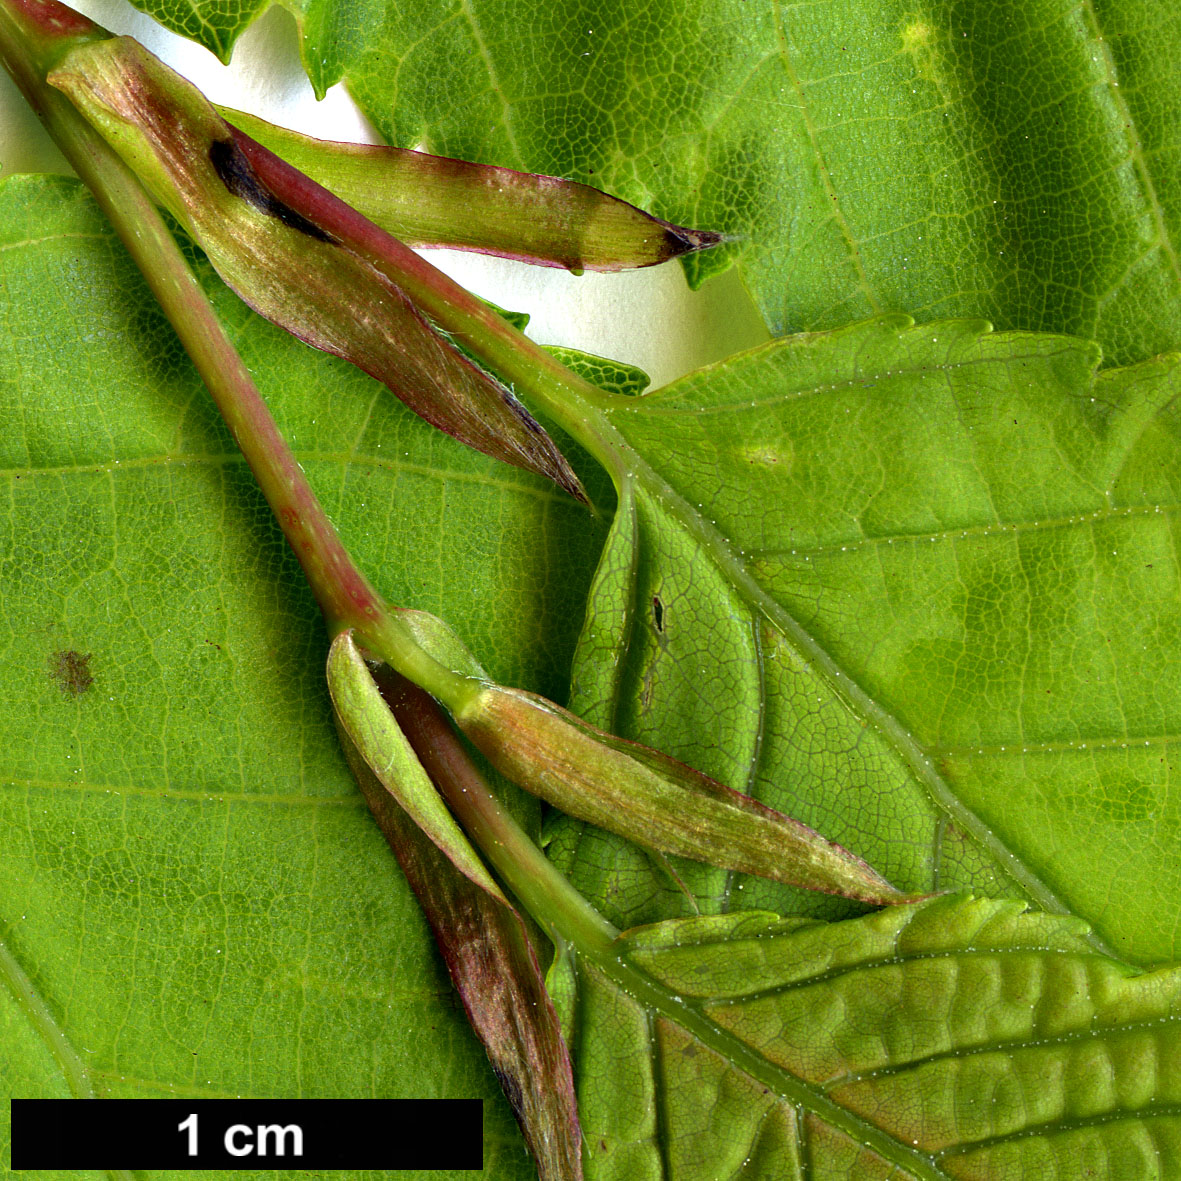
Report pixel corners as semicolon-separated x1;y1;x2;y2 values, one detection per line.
934;1101;1181;1158
682;945;1094;1010
827;1012;1181;1089
457;0;524;167
0;451;571;503
1;775;365;806
1077;0;1181;288
769;0;882;314
632;339;1086;416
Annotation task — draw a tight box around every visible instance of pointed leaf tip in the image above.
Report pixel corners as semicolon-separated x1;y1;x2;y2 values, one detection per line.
651;216;726;262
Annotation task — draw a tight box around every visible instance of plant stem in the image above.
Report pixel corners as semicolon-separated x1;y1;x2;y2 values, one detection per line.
228;122;641;483
381;676;951;1181
386;674;618;956
0;0;470;702
276;176;641;483
0;0;657;951
3;0;610;949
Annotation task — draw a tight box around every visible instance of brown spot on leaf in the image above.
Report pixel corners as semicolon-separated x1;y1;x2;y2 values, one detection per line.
50;650;93;697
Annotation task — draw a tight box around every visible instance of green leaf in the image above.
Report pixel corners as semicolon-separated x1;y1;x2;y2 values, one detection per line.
557;893;1181;1180
541;349;649;398
7;9;1181;1175
0;169;609;1175
140;0;267;63
548;316;1181;967
117;0;1181;366
343;0;1181;366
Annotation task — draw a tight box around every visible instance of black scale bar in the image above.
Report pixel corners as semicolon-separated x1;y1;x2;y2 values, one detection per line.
10;1098;482;1170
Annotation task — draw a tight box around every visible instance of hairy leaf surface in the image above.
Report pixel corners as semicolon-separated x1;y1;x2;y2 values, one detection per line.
555;894;1181;1180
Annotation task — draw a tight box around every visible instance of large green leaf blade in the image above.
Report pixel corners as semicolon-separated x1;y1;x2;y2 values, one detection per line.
0;170;610;1178
549;316;1181;965
122;0;1181;366
342;0;1181;365
565;895;1181;1180
9;61;1181;1181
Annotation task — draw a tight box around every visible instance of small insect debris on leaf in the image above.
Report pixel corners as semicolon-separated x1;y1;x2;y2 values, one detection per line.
50;649;94;696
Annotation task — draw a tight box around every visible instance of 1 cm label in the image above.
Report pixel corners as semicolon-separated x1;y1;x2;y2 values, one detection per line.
178;1112;304;1158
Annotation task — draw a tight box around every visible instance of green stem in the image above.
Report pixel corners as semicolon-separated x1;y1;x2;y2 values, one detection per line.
2;0;497;719
386;675;617;956
0;0;632;667
385;674;951;1181
342;215;639;482
344;127;1103;946
0;0;422;659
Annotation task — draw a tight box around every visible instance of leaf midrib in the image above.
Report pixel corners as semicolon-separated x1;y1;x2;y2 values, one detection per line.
1079;0;1181;290
934;1103;1181;1161
0;450;568;501
579;944;951;1181
828;1009;1180;1090
600;406;1100;952
748;501;1173;558
0;928;94;1099
576;926;1177;1176
0;928;136;1180
768;0;880;317
5;774;364;805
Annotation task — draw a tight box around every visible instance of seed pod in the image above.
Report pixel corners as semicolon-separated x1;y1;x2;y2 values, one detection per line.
49;35;585;500
453;680;915;906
